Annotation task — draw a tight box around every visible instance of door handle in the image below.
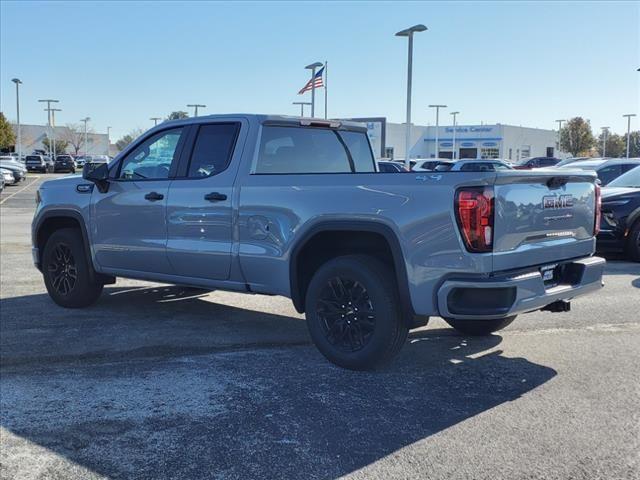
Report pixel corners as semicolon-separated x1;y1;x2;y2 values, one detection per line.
144;191;164;201
204;192;227;202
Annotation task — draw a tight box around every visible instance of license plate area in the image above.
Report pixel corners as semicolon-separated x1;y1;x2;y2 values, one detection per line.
540;264;559;287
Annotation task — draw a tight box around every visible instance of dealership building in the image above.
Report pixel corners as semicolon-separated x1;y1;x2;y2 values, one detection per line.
7;124;109;157
348;118;563;161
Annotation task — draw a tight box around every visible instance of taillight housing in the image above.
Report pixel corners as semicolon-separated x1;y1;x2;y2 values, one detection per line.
594;183;601;236
455;187;494;252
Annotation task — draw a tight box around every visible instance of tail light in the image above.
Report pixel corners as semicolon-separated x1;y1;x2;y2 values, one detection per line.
594;183;601;236
455;187;494;252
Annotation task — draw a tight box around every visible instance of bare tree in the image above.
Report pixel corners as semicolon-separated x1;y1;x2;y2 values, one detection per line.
63;123;93;155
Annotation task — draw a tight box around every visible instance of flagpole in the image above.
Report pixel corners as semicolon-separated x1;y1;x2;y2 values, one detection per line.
324;61;328;119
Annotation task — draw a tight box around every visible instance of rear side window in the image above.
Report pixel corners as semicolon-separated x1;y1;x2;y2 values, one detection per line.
597;165;622;185
256;126;351;174
337;131;375;172
187;123;239;178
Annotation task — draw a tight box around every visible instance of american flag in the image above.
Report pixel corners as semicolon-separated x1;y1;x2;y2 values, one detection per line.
298;66;325;94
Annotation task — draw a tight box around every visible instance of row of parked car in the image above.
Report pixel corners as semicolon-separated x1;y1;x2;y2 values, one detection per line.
0;153;110;176
378;156;640;261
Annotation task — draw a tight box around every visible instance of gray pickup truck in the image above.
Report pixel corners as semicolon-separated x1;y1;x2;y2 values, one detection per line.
32;114;605;370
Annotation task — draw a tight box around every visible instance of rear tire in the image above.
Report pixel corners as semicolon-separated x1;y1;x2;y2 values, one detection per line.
626;220;640;262
304;255;408;370
42;228;103;308
445;316;517;336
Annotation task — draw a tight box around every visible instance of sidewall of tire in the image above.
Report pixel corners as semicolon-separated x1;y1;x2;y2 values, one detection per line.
42;228;103;308
626;221;640;262
304;255;405;370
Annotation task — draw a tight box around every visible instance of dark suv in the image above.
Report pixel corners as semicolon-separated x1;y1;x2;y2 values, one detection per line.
54;155;76;173
25;155;55;173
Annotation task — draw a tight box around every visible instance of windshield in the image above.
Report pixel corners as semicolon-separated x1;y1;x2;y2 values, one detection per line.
606;166;640;188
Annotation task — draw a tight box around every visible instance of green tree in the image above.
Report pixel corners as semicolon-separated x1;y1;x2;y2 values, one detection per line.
166;111;188;120
42;137;69;155
596;132;625;157
0;112;16;149
115;128;143;151
560;117;595;156
626;131;640;157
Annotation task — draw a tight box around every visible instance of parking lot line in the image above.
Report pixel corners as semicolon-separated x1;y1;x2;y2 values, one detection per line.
0;176;41;205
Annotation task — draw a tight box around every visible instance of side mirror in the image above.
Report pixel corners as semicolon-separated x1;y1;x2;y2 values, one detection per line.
82;161;110;193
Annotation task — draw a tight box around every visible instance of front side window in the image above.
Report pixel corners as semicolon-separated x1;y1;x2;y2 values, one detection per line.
255;126;351;174
118;128;183;180
187;123;239;178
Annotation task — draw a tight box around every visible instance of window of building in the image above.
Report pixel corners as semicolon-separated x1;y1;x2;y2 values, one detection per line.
384;147;394;159
480;148;499;159
520;147;531;159
187;123;239;178
118;128;183;180
508;148;513;160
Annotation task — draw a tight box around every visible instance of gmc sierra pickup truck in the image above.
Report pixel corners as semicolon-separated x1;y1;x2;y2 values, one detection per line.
32;114;605;370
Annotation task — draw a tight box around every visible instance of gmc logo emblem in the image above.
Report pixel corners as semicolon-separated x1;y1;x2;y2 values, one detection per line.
543;194;574;209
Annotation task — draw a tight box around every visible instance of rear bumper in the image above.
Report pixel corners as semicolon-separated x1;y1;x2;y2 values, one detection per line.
437;256;605;320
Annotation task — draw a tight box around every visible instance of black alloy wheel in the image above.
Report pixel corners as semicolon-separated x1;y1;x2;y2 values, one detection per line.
316;276;376;352
47;243;77;295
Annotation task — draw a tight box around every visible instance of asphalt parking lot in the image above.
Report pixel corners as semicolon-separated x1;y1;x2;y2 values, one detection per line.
1;174;639;480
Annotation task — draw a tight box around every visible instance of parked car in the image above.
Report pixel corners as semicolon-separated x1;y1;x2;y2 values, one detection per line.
559;158;640;186
377;161;407;173
412;159;451;171
0;157;28;182
433;159;513;172
513;157;561;169
74;155;91;168
25;155;55;173
54;155;77;173
1;167;16;186
555;157;592;167
596;166;640;261
32;114;604;370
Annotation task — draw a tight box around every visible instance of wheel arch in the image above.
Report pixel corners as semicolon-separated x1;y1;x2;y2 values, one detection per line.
34;209;95;279
289;220;414;318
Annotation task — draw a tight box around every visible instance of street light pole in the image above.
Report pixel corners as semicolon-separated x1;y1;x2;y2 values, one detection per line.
106;126;111;156
429;104;447;158
450;111;459;160
38;99;59;158
601;127;610;157
555;119;565;157
396;24;427;170
187;104;206;117
11;79;22;160
623;114;636;158
81;117;91;157
49;108;62;158
293;101;312;117
150;117;161;126
305;62;323;118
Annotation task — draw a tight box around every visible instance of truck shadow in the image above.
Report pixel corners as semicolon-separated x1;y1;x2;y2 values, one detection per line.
1;286;557;479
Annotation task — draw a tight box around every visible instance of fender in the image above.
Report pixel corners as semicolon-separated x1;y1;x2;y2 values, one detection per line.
288;219;415;319
33;209;113;284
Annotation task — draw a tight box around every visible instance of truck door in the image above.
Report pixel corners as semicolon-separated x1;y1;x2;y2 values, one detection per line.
165;121;244;280
90;127;186;274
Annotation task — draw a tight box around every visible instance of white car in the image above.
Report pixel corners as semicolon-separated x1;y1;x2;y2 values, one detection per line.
1;167;16;186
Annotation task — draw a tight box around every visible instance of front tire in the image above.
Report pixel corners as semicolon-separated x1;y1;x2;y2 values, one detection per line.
43;228;103;308
445;316;516;336
626;220;640;262
304;255;408;370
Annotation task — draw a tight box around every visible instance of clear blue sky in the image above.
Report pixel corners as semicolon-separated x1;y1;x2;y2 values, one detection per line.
1;1;638;141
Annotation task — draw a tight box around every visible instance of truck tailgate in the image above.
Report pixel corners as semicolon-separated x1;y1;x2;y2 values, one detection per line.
492;170;598;271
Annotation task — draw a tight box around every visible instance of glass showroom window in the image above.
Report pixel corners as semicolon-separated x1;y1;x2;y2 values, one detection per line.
480;148;499;159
